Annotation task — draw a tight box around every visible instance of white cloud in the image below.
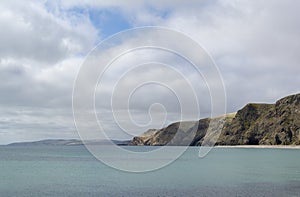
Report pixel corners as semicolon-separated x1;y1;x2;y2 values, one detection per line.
0;1;98;64
1;0;300;143
149;0;300;110
0;0;100;143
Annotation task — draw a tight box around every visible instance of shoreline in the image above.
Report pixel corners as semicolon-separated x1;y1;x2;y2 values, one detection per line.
214;145;300;149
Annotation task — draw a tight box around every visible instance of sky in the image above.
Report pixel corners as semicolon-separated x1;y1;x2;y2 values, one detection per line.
0;0;300;144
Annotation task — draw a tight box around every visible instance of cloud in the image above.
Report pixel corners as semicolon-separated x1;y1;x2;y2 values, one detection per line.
0;1;99;143
0;106;77;144
0;1;98;64
57;0;300;109
149;0;300;110
1;0;300;143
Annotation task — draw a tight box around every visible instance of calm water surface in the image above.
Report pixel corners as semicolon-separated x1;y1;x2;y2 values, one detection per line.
0;146;300;197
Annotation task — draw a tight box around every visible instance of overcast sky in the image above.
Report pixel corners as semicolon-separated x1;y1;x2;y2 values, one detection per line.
0;0;300;144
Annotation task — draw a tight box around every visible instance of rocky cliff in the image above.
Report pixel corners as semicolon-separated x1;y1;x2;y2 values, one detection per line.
130;93;300;146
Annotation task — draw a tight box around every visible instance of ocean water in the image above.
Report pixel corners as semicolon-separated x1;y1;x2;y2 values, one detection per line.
0;146;300;197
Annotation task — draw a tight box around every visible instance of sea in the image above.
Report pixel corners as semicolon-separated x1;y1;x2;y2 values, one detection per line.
0;145;300;197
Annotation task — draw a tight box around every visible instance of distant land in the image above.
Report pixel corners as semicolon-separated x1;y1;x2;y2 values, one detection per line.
131;93;300;146
7;139;131;146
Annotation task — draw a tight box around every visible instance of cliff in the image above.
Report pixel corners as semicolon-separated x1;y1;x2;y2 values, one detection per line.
130;93;300;146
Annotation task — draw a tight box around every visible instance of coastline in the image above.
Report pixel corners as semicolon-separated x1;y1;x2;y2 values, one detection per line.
214;145;300;149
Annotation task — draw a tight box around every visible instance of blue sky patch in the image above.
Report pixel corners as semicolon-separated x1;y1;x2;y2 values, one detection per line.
88;8;132;39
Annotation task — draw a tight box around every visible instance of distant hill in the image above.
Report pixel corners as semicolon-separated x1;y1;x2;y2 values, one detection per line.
8;139;131;146
130;93;300;146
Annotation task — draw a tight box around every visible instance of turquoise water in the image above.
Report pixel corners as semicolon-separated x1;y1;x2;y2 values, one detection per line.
0;146;300;197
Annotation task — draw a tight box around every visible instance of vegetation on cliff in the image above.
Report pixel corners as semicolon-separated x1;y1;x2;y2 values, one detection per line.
131;93;300;146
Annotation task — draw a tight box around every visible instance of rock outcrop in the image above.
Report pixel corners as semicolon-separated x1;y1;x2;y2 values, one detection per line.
130;93;300;146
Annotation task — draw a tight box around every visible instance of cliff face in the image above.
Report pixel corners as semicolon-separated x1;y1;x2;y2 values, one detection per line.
130;93;300;146
131;119;211;146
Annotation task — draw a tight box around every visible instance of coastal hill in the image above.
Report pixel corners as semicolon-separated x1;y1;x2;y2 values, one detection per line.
130;93;300;146
7;139;131;146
